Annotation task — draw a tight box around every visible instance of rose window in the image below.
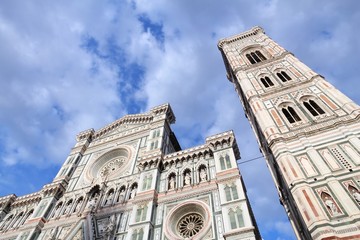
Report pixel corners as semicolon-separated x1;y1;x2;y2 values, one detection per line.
177;213;204;238
99;157;125;177
85;147;133;182
164;200;211;240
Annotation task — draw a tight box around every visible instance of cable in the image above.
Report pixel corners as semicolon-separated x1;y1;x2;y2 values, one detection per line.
237;155;264;165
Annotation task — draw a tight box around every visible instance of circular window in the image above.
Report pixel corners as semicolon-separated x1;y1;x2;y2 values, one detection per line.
177;213;204;238
84;147;133;182
164;200;211;240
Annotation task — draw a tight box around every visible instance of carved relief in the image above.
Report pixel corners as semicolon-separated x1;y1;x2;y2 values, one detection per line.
316;188;342;217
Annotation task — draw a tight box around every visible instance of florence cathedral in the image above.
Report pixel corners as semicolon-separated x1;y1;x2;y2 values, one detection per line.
0;103;261;239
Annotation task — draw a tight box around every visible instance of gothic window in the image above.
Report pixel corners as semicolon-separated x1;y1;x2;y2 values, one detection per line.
135;205;148;222
142;175;153;191
132;229;144;240
225;154;232;168
63;199;73;215
228;208;245;229
24;209;33;223
220;154;232;170
282;106;301;123
224;184;239;201
0;214;13;230
303;100;325;116
276;71;292;82
12;212;24;228
74;197;84;212
220;156;226;170
260;76;274;88
246;50;267;64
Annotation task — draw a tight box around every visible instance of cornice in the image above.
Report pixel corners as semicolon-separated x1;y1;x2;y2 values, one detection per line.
158;182;217;204
76;103;176;142
12;192;42;208
268;112;360;148
218;26;264;49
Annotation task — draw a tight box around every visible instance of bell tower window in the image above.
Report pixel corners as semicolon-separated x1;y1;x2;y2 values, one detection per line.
282;106;301;123
260;76;274;88
246;50;267;64
303;100;325;116
277;71;292;82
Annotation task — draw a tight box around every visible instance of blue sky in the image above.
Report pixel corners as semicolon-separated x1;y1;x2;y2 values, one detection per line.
0;1;359;239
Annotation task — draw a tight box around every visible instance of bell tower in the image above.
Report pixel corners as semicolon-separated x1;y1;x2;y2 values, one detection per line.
218;26;360;239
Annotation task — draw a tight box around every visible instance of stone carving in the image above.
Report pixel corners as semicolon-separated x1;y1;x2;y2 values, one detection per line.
321;193;340;216
184;173;191;186
347;185;360;203
87;194;99;212
103;217;115;237
169;176;176;190
117;188;125;203
129;186;137;199
105;191;114;205
200;169;207;182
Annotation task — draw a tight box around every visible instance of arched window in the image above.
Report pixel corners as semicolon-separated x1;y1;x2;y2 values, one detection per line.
12;212;23;228
225;154;232;168
220;154;232;170
224;183;239;202
132;229;144;240
246;50;267;64
277;71;292;82
142;175;153;191
303;100;325;116
74;197;84;213
282;106;301;123
63;199;73;215
135;205;148;222
220;156;226;170
260;76;274;88
229;208;245;229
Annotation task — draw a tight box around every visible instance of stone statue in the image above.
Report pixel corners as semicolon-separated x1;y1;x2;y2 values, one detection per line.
75;199;83;212
200;169;207;182
103;217;115;236
87;193;99;211
351;189;360;202
105;191;114;205
129;187;137;199
118;189;125;203
184;173;191;186
169;176;176;189
324;196;339;215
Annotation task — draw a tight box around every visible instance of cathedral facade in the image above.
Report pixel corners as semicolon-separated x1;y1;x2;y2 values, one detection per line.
0;104;261;240
218;27;360;239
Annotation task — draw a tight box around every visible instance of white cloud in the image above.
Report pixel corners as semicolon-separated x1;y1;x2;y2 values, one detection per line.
1;1;360;239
